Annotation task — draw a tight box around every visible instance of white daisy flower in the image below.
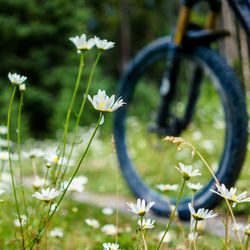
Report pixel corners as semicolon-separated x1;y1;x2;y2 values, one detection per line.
50;227;63;238
245;224;250;236
158;231;172;243
0;151;9;161
94;36;115;50
19;84;26;91
69;34;95;53
85;218;100;229
0;172;11;183
0;126;7;135
103;242;120;250
88;90;126;113
188;203;217;221
232;223;243;233
138;218;155;230
62;175;88;193
127;198;155;216
156;184;178;192
32;188;61;202
22;148;44;159
187;182;203;192
101;224;117;235
0;189;5;196
210;183;250;207
13;215;27;227
175;163;201;180
102;207;114;215
32;176;48;190
0;138;12;147
8;73;27;86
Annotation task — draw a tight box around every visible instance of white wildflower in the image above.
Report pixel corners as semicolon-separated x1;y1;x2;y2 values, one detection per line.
101;224;117;235
156;184;178;192
0;151;9;161
102;207;114;215
210;183;250;207
94;36;115;50
50;227;63;238
19;84;26;91
187;182;203;192
0;189;5;196
69;34;95;53
85;218;100;229
127;198;155;216
62;175;88;193
245;224;250;236
88;89;126;113
188;203;217;221
32;188;61;202
175;163;201;180
8;73;27;86
103;242;120;250
22;148;44;159
0;126;7;135
32;176;48;190
158;231;172;243
13;215;27;227
232;223;243;233
138;218;155;230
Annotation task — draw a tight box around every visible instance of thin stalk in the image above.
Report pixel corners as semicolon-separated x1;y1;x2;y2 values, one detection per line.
141;217;147;250
111;136;119;245
225;209;229;249
17;92;27;214
32;158;37;177
61;51;102;181
54;53;85;185
29;113;103;248
44;203;50;250
7;86;25;249
43;167;49;188
157;179;186;250
193;220;198;250
245;235;249;250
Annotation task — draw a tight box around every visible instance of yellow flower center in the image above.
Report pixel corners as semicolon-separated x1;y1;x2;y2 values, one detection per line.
193;213;204;221
138;210;146;216
53;157;59;163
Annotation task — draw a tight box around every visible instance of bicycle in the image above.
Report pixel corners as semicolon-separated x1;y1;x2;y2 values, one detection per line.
114;0;249;219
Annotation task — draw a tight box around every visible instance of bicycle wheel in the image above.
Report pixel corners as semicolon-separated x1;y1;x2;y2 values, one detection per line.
114;36;248;220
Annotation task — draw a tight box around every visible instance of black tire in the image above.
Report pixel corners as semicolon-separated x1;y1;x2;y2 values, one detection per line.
114;36;248;220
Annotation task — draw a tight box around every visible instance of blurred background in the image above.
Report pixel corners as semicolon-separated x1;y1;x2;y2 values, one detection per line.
0;0;248;140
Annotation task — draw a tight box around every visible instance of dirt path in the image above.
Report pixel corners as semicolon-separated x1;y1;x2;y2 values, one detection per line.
23;176;248;238
72;191;248;238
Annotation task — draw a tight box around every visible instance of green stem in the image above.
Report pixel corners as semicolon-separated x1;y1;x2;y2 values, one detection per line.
245;235;249;250
18;92;27;214
44;203;50;250
141;217;147;250
193;220;198;250
54;52;85;185
225;209;229;249
7;86;25;249
157;179;186;250
29;113;103;248
61;51;102;181
44;167;49;188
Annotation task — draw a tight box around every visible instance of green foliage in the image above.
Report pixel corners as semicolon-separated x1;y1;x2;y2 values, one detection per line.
0;0;92;137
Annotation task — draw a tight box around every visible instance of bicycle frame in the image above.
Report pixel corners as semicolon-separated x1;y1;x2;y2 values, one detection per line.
174;0;249;46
